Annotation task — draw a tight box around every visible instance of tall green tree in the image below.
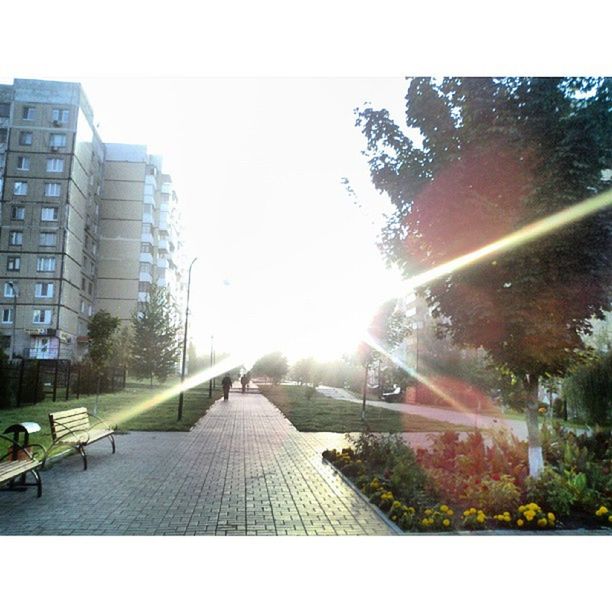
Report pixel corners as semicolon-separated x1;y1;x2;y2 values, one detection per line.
130;285;181;385
357;77;612;475
253;351;289;384
88;310;120;412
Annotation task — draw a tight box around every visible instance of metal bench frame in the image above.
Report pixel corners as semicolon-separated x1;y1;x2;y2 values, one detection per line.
0;434;46;497
47;408;116;470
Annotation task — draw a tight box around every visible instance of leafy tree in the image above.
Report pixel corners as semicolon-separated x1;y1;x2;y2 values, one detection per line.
0;349;15;409
357;77;612;475
88;310;120;411
291;357;322;386
252;351;289;384
110;324;132;370
130;285;181;385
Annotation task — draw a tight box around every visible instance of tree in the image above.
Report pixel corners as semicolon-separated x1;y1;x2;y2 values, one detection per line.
290;357;322;386
88;310;120;412
252;351;289;384
357;77;612;475
130;285;181;385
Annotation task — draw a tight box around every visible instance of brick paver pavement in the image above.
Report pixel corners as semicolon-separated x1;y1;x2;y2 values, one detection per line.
0;389;393;536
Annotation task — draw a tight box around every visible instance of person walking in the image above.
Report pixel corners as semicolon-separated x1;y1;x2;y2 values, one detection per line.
240;374;247;393
222;374;233;401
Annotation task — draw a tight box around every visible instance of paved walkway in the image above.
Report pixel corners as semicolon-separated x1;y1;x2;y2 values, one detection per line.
0;389;392;536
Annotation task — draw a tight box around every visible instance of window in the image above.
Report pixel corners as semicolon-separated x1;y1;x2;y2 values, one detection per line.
81;277;86;290
13;181;28;196
9;231;23;246
35;282;54;298
17;156;30;171
4;282;17;298
0;128;7;144
46;158;64;172
22;106;35;120
19;131;33;146
52;108;69;124
0;103;10;118
41;207;58;221
88;304;93;316
80;300;86;314
44;182;61;197
88;281;93;295
7;256;20;271
33;309;52;325
11;206;25;221
140;243;152;253
140;263;151;274
49;133;67;148
2;308;13;324
142;223;152;235
36;256;56;272
138;282;151;293
39;232;57;246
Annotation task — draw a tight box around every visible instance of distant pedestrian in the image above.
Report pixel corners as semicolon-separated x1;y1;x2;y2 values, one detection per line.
222;374;232;401
245;371;251;390
240;374;247;393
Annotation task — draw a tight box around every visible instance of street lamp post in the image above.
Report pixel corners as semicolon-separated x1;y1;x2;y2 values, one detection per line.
7;281;18;359
178;257;198;421
208;335;214;398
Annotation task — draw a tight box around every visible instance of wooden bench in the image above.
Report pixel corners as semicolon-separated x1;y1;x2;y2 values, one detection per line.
0;434;45;497
47;407;116;470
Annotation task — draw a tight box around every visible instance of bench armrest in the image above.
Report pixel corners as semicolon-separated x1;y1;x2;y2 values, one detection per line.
87;412;115;431
0;433;47;463
50;425;91;447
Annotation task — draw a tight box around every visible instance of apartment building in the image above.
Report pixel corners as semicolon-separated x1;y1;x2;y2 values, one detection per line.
97;144;185;327
0;79;184;361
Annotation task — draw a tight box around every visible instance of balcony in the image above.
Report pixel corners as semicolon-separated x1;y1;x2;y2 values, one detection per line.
28;348;59;359
139;271;153;283
139;252;153;264
141;231;154;244
157;258;168;269
157;238;169;252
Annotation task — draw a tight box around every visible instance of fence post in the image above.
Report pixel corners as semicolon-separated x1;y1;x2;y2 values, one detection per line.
16;359;25;407
65;360;71;401
34;360;41;403
52;359;59;402
76;364;81;399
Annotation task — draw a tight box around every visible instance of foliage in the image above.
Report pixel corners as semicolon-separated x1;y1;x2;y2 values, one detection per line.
129;285;181;383
461;507;488;530
88;310;120;373
252;351;289;383
524;467;575;517
562;350;612;427
460;475;522;514
357;77;612;472
418;504;455;531
291;357;322;386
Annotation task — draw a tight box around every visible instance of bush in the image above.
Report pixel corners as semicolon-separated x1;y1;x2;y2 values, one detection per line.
525;467;575;517
461;475;521;514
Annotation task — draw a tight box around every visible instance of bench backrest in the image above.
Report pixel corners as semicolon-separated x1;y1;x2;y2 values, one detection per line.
48;407;91;441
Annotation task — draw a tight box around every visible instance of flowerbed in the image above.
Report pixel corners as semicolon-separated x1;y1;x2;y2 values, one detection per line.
322;425;611;533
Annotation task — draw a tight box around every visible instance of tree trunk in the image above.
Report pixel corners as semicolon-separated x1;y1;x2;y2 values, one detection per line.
524;374;544;477
94;374;100;416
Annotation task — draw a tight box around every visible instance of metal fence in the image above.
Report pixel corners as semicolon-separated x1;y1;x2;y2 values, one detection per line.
1;359;127;408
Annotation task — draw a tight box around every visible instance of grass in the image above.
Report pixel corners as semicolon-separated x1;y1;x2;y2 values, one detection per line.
259;384;473;433
0;380;221;458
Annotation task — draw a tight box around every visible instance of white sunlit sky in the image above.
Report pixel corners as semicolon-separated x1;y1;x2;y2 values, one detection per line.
4;73;411;363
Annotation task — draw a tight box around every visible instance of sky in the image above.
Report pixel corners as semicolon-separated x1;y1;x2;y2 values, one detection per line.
3;72;412;362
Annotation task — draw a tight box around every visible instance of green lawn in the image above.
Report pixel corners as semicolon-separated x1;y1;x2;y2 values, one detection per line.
259;384;472;433
0;381;221;458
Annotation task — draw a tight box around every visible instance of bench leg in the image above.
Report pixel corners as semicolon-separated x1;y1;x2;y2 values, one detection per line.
78;445;88;470
109;434;116;454
32;469;42;497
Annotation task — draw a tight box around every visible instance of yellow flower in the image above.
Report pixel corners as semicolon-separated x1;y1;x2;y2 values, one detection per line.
408;507;415;514
524;511;535;521
477;515;485;524
608;516;612;523
518;505;526;513
425;509;433;516
447;509;454;516
517;519;524;527
547;512;555;522
440;504;449;513
596;505;608;515
443;519;450;527
538;518;547;528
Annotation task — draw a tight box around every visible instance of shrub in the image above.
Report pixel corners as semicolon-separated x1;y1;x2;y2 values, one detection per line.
524;467;575;517
461;475;521;514
461;507;487;530
419;504;455;532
